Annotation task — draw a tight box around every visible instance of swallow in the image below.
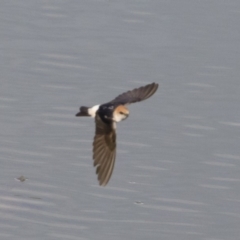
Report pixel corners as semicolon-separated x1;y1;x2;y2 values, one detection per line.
76;82;158;186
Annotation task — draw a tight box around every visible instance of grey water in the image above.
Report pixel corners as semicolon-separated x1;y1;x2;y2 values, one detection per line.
1;1;240;239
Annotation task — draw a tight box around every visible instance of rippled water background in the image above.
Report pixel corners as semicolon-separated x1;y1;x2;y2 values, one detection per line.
1;1;240;239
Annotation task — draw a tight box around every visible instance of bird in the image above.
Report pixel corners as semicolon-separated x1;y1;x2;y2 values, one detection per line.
76;82;159;186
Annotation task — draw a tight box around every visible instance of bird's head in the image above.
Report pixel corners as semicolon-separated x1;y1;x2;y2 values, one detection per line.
113;105;129;122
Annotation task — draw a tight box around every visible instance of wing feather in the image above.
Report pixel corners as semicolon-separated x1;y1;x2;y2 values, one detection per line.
93;115;116;186
110;82;158;105
100;152;115;186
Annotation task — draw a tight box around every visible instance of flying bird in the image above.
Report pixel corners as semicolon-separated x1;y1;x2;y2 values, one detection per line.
76;82;158;186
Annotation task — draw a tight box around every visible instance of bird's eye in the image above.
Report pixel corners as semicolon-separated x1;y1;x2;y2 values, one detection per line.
119;111;124;115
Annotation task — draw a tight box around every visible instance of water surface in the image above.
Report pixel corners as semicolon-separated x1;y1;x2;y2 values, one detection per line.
1;1;240;239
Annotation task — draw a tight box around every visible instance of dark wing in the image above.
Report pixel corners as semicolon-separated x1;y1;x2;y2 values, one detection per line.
109;82;158;105
93;114;116;186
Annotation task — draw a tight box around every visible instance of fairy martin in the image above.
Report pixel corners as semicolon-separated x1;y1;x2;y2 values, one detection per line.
76;82;158;186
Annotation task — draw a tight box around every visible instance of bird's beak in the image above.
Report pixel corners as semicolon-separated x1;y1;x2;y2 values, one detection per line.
123;113;129;120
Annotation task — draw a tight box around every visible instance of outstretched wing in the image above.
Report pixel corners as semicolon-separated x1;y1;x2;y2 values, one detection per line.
109;82;158;105
93;115;116;186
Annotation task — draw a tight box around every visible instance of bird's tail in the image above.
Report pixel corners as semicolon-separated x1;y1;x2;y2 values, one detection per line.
76;106;90;117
